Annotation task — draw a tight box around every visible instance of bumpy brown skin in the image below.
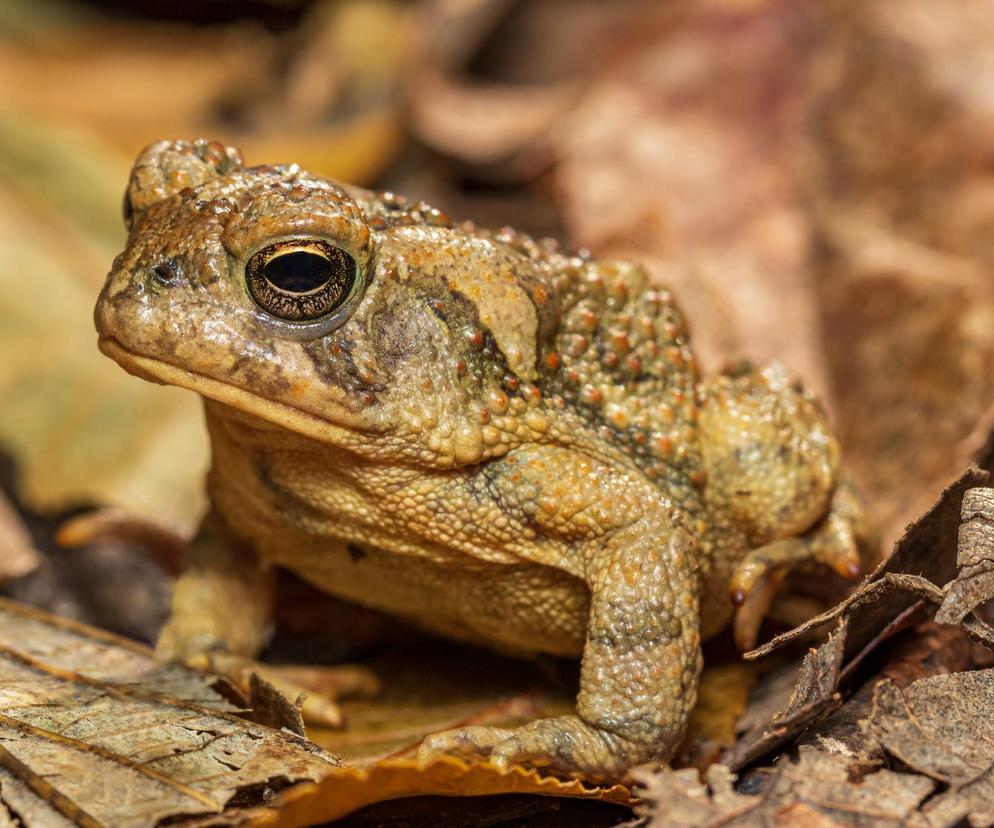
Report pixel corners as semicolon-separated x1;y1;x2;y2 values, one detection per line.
94;139;861;781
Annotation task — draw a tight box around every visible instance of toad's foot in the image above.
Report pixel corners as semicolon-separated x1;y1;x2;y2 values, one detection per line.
184;650;380;729
417;715;644;781
730;483;864;651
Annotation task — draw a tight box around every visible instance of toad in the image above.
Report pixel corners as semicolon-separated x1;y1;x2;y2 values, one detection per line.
94;139;862;780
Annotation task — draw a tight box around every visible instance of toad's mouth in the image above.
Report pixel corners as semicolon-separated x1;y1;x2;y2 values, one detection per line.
98;336;368;445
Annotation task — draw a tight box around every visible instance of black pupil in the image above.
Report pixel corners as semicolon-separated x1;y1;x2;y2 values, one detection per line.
264;251;333;293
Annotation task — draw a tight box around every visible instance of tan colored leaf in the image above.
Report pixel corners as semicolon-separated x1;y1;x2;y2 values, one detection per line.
0;8;405;185
0;598;340;826
303;641;565;767
301;635;744;776
674;662;759;771
0;21;265;157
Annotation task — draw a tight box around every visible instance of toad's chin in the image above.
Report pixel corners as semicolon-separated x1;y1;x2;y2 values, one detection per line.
97;335;374;446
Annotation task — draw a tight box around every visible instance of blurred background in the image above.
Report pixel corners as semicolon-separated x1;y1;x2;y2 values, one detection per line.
1;0;994;633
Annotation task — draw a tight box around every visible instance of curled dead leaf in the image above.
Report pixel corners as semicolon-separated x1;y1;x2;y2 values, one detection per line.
247;754;633;828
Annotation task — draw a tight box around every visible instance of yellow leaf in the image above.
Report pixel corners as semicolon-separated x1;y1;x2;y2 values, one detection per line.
250;755;634;827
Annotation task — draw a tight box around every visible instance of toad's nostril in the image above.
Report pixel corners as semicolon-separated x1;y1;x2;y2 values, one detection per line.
152;260;180;286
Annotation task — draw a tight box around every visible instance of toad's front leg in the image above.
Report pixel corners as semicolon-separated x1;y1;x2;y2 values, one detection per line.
419;452;702;781
157;512;376;726
156;511;275;663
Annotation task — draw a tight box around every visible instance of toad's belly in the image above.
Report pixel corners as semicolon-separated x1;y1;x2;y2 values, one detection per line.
261;538;591;657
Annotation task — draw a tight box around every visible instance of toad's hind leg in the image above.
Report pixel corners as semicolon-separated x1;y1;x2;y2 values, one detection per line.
157;512;377;727
418;449;702;780
730;478;865;651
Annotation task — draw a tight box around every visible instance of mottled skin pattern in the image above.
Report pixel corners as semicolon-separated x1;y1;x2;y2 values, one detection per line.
94;139;862;781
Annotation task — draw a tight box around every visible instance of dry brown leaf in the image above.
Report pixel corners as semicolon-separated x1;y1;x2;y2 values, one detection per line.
809;0;994;545
0;598;340;827
800;623;974;763
248;755;632;827
56;507;188;576
636;751;934;827
866;671;994;827
725;619;847;771
766;751;934;827
631;763;760;827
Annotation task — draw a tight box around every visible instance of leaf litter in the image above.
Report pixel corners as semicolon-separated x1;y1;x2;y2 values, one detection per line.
0;598;339;827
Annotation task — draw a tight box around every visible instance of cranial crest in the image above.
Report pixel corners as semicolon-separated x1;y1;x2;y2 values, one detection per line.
124;138;243;229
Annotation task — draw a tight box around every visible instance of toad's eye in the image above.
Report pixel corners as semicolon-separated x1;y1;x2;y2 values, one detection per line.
245;241;358;323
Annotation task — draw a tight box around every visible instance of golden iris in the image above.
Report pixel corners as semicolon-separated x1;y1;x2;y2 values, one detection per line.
246;241;356;322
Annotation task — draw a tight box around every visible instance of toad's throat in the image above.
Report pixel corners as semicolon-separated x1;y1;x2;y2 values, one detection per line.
97;336;375;445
